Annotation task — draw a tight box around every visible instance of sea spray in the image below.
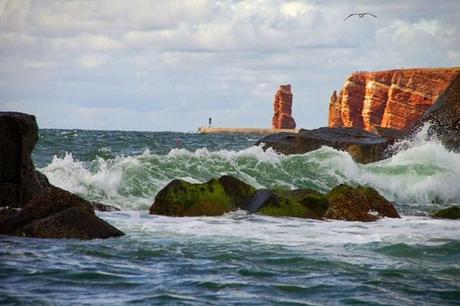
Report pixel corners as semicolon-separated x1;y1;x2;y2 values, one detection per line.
39;127;460;212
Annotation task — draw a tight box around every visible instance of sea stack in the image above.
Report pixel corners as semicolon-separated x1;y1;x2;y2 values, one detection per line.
272;84;296;129
328;68;460;132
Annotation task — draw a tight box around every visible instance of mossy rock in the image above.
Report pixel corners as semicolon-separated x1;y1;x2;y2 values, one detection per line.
257;189;329;219
217;175;256;209
433;206;460;219
325;184;400;221
150;176;255;217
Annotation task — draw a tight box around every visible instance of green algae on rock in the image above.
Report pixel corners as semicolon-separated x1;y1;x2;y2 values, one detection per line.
432;206;460;219
257;189;328;219
150;176;400;222
150;177;256;216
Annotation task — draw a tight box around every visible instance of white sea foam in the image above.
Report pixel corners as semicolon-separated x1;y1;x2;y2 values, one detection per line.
103;211;460;251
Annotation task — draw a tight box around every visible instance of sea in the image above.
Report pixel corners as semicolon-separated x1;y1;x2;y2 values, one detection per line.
1;127;459;305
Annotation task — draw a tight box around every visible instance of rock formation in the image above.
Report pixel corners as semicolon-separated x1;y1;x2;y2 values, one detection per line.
0;187;124;239
150;175;400;221
0;112;50;208
256;127;403;164
329;68;460;132
0;111;124;239
412;72;460;150
272;84;296;129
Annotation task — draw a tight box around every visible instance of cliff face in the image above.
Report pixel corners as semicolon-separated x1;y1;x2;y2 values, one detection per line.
272;84;296;129
329;68;460;132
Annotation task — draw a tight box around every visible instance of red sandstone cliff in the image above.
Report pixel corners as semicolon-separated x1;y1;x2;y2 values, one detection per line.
272;84;296;129
329;68;460;132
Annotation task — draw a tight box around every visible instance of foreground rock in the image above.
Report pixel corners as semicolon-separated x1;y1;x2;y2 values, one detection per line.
256;127;400;163
272;84;296;129
150;176;400;221
432;206;460;219
0;112;50;208
0;187;124;239
329;68;460;132
0;111;124;239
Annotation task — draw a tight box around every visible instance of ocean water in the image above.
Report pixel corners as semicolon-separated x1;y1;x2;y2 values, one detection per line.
1;128;459;305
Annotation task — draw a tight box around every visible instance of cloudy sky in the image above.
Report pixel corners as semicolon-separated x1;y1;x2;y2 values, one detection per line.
1;0;459;131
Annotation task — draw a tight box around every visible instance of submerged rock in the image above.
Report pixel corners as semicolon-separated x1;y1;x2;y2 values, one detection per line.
150;177;256;217
0;187;125;239
432;206;460;219
256;127;397;164
325;185;400;221
151;175;400;222
0;112;50;208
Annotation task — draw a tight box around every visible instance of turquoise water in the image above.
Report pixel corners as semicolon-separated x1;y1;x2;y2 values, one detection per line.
1;129;459;305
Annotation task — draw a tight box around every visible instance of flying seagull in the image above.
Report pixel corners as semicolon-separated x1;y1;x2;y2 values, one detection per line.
344;13;378;21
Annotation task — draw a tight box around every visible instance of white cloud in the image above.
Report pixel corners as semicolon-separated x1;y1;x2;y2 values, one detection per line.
0;0;459;131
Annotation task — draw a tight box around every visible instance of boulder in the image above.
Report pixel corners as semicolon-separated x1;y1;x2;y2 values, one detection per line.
325;184;400;221
256;127;397;164
328;68;460;132
432;206;460;219
272;84;296;129
150;175;400;222
0;187;125;239
150;177;256;217
0;112;50;208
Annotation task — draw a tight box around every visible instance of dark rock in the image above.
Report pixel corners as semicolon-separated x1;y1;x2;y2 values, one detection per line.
217;175;257;209
256;127;396;164
150;177;255;217
0;112;50;208
91;201;121;212
243;189;272;213
412;73;460;150
433;206;460;219
0;187;125;239
325;184;400;221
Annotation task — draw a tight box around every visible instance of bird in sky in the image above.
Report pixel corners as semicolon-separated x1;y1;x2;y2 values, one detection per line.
344;13;378;21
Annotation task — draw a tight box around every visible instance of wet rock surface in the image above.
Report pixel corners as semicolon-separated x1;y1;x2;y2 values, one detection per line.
150;176;400;222
0;112;50;208
256;127;397;164
432;206;460;219
0;111;124;239
0;187;125;239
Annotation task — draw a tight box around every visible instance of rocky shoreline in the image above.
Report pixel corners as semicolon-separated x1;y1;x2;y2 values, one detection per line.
257;70;460;163
2;68;459;240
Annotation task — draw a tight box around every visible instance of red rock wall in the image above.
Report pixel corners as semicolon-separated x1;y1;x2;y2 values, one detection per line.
272;84;296;129
329;68;460;132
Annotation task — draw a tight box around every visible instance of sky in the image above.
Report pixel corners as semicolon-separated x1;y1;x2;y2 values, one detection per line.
0;0;459;131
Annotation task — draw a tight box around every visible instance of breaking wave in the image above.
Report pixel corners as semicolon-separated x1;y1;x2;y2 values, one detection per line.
39;127;460;212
